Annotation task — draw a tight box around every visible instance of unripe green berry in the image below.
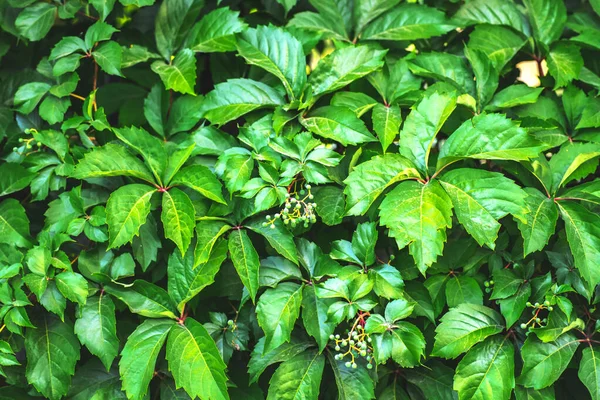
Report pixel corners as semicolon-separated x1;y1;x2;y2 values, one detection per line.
335;346;341;351
335;334;340;339
544;300;550;307
548;306;554;311
352;363;357;369
484;281;489;287
329;334;335;340
489;280;494;285
227;320;234;326
520;323;527;329
367;363;373;369
345;362;352;368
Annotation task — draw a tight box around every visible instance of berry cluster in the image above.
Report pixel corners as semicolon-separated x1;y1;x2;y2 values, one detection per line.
12;129;43;154
483;279;495;293
329;325;374;370
263;183;317;229
520;301;552;330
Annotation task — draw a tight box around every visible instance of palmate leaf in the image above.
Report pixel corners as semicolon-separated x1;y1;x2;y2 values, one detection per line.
154;0;203;60
119;319;174;399
399;91;457;176
104;280;178;319
518;333;579;389
438;113;544;170
547;43;583;90
353;0;401;35
432;304;504;359
454;335;515;400
557;201;600;287
199;78;285;125
248;336;313;384
166;318;229;400
194;221;231;267
256;282;303;353
266;349;325;400
25;315;81;400
438;168;528;249
236;25;306;100
379;180;453;274
301;284;335;352
362;3;456;41
161;188;195;256
548;142;600;194
106;184;156;249
114;126;167;185
408;53;475;95
344;153;421;216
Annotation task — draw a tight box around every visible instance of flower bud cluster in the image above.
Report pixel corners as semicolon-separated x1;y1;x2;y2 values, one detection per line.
12;129;42;154
520;301;552;331
329;325;374;370
263;183;317;229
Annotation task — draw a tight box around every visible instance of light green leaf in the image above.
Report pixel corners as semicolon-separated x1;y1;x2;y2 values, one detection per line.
379;180;453;274
114;126;167;185
104;280;177;319
256;282;303;353
119;319;175;399
267;349;324;400
16;3;56;41
170;165;225;204
84;21;118;49
518;333;579;389
151;49;197;95
308;45;387;97
514;385;556;400
549;142;600;194
558;201;600;287
39;96;70;125
486;85;544;111
468;25;526;71
439;168;528;249
301;284;335;351
464;46;498;110
353;0;401;34
454;335;515;400
90;0;116;21
188;7;246;52
399;91;457;176
154;0;204;60
499;283;531;328
71;144;156;184
438;113;544;170
343;153;421;216
453;0;529;35
162;188;195;256
92;41;123;77
200;78;285;125
56;271;89;306
523;0;566;46
166;318;229;400
248;336;313;384
168;239;228;312
74;294;119;371
445;275;483;308
0;199;31;248
432;304;504;359
25;315;80;400
362;4;456;41
288;12;347;42
14;82;51;114
106;184;156;249
236;25;306;100
247;220;298;265
517;188;558;256
372;103;401;153
215;148;254;193
547;43;583;89
228;229;260;301
194;221;231;267
579;347;600;400
408;53;474;95
300;106;376;146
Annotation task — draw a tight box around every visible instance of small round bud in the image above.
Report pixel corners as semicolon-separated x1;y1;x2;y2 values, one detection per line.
352;363;357;369
367;337;372;343
18;138;23;143
285;193;290;198
227;320;234;326
548;306;554;311
349;340;355;345
12;147;18;152
367;363;373;369
526;302;532;307
345;362;352;368
335;334;340;339
309;194;314;199
306;184;311;189
300;189;306;195
534;302;540;307
270;224;275;229
489;280;494;285
544;300;550;307
484;281;489;288
26;144;32;149
36;141;42;147
520;323;527;329
360;350;367;357
329;334;335;340
335;346;341;351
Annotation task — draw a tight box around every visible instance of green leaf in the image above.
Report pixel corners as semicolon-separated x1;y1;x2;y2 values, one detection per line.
499;282;531;328
300;106;376;146
170;165;225;204
301;284;335;351
90;0;116;21
549;142;600;194
199;78;285;125
399;91;457;176
92;41;123;77
39;96;70;125
408;53;474;95
369;264;404;299
0;163;34;196
104;280;177;319
439;168;528;249
56;271;89;306
523;0;566;46
166;95;204;136
74;294;119;370
15;3;56;41
144;84;168;137
557;201;600;287
328;352;375;400
49;36;86;60
288;12;347;42
486;85;544;111
379;180;453;274
343;153;421;216
188;7;246;52
353;0;400;34
151;49;197;95
404;361;457;400
236;25;306;100
432;304;504;359
248;336;313;384
216;148;254;193
256;282;303;353
445;275;483;308
154;0;204;60
27;246;51;277
579;347;600;400
114;126;167;185
518;333;579;389
0;199;31;248
438;114;544;170
25;315;81;400
312;185;344;226
453;0;529;35
372;103;401;153
162;188;195;255
468;25;526;71
577;96;600;129
228;229;260;301
308;45;387;97
71;143;156;184
119;319;175;399
266;349;324;400
194;220;231;267
514;385;556;400
517;188;558;256
14;82;51;114
365;314;426;367
547;43;583;89
454;335;515;400
106;184;156;249
168;239;228;312
464;46;498;110
166;318;229;400
362;4;456;41
85;21;118;49
247;220;298;265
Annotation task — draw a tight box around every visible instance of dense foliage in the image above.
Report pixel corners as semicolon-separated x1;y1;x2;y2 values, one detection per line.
4;0;600;398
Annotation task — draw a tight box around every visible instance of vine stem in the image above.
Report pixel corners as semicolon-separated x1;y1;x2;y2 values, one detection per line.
92;60;98;112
